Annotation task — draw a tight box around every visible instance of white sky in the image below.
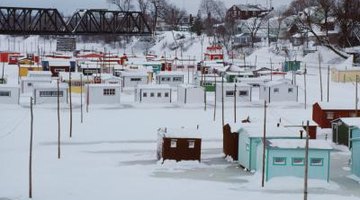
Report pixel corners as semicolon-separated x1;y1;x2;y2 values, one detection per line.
0;0;293;15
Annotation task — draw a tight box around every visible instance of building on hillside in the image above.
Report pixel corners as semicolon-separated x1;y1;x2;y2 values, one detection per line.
215;83;252;102
331;117;360;148
0;84;20;104
87;84;121;105
226;4;272;20
312;102;359;128
157;127;202;162
33;82;68;104
331;65;360;83
177;84;205;104
135;84;172;103
204;45;224;61
259;139;332;182
156;71;185;87
259;79;298;103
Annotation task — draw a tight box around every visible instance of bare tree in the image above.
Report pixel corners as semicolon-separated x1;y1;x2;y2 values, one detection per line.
242;16;268;48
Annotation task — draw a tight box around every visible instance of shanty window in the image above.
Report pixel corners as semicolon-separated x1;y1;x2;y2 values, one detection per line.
39;91;63;97
157;92;162;97
0;91;11;97
103;89;115;96
164;92;169;97
273;88;279;93
326;112;334;120
226;91;234;97
292;158;305;166
150;93;155;97
130;78;141;81
239;91;248;96
143;92;147;97
288;88;294;93
161;77;171;81
54;68;65;72
188;140;195;149
170;139;177;148
310;158;323;166
27;83;33;87
273;157;286;165
173;77;183;81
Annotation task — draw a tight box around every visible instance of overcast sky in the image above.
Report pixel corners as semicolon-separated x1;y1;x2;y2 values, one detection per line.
0;0;292;15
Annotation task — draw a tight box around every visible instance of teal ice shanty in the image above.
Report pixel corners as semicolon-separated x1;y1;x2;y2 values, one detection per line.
338;118;360;179
260;139;332;182
237;124;304;171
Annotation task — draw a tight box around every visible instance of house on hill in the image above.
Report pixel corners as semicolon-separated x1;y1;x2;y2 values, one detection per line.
226;4;272;20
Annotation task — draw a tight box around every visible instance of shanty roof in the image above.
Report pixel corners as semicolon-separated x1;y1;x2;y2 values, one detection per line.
267;139;332;150
158;127;201;139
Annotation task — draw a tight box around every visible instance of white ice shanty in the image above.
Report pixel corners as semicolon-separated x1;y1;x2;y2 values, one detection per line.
259;79;298;103
120;71;149;88
87;84;121;105
0;84;20;104
33;82;68;104
177;84;205;104
21;76;53;93
156;71;185;87
215;83;252;102
135;84;172;103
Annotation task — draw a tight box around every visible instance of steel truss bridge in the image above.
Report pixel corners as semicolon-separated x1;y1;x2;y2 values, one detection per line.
0;6;152;35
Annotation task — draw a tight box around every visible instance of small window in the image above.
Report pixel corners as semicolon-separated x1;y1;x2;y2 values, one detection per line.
288;88;293;93
310;158;323;166
239;90;248;96
143;92;147;97
292;158;305;166
173;77;183;81
274;88;279;93
161;77;166;81
103;88;116;96
150;93;155;97
166;77;171;81
157;92;162;97
27;83;32;87
226;91;234;97
326;112;334;120
130;78;141;81
0;91;11;97
188;140;195;148
170;139;177;148
164;92;169;97
273;157;286;165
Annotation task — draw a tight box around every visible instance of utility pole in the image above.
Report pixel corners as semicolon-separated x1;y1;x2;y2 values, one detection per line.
221;73;225;128
270;58;273;81
327;65;330;102
213;74;217;121
57;79;61;159
356;75;359;116
29;97;34;199
80;74;83;123
1;62;5;82
234;83;237;123
304;64;307;110
261;100;267;187
69;68;73;138
304;120;310;200
318;53;323;101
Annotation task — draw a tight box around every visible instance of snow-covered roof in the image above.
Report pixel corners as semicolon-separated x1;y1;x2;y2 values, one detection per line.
0;84;19;88
88;84;121;88
267;139;332;150
158;127;201;139
120;71;148;77
316;102;357;110
337;117;360;128
78;62;101;69
33;82;68;89
59;72;87;81
238;124;303;138
157;71;185;76
261;79;293;87
136;84;171;90
21;76;52;82
178;84;204;89
220;82;251;88
27;71;52;76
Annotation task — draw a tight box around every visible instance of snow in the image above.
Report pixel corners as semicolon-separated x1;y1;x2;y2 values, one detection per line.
158;127;201;139
317;102;358;110
268;139;333;150
338;118;360;128
238;123;304;138
136;84;171;89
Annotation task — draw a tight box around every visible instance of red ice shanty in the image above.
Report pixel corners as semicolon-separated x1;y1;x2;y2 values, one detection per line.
157;127;202;162
312;102;359;128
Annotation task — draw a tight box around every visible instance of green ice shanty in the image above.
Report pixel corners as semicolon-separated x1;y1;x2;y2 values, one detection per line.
331;117;360;148
283;60;301;72
237;124;332;182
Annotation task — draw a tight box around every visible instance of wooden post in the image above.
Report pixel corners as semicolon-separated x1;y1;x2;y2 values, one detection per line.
304;64;307;110
1;62;4;81
57;79;61;159
29;97;34;198
213;74;217;121
69;69;73;138
327;65;330;102
204;73;207;111
221;74;225;127
86;84;89;113
80;74;83;123
261;100;267;187
356;75;359;116
270;58;273;81
304;120;310;200
318;53;323;101
234;83;237;123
